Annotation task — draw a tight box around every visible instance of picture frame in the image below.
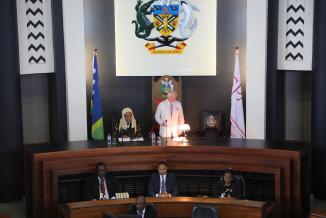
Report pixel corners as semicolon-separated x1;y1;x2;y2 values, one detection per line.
202;111;222;131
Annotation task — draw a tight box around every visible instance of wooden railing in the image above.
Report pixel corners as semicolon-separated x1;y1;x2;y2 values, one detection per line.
58;197;274;218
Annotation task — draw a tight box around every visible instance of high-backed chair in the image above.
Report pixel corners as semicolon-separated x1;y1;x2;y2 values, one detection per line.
196;111;225;137
103;212;138;218
234;174;246;199
192;204;219;218
103;212;119;218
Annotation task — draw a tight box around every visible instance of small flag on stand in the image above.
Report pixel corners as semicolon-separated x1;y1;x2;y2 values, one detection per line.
91;49;105;139
230;48;246;138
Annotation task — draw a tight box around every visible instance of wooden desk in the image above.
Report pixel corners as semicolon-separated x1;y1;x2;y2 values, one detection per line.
311;210;326;218
24;138;310;218
58;197;274;218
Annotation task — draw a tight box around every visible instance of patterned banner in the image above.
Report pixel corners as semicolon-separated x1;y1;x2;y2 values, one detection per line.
16;0;54;74
277;0;314;71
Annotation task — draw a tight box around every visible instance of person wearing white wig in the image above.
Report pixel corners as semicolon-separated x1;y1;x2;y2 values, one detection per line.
119;107;137;138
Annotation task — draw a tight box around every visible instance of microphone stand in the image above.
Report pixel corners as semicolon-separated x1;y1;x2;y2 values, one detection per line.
165;119;168;145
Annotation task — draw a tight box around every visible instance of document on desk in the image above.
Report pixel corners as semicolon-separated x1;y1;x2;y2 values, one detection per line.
172;137;186;142
118;137;144;142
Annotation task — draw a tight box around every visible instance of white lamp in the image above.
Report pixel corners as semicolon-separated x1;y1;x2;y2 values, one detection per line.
179;124;190;143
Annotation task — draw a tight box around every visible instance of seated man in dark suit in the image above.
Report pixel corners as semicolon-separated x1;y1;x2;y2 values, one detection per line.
148;162;178;197
216;168;243;199
119;107;138;139
84;162;115;200
128;196;157;218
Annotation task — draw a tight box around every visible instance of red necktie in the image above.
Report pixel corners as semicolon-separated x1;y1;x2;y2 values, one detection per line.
100;177;105;195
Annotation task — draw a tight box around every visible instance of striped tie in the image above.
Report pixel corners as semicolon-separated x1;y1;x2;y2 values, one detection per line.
100;178;105;197
161;175;166;193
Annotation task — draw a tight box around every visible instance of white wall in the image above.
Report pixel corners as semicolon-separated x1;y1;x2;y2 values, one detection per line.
246;0;268;139
62;0;88;141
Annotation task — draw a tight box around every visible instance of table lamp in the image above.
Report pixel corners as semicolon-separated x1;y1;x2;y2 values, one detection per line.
179;124;190;144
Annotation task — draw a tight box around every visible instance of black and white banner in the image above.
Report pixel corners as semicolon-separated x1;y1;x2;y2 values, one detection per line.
16;0;54;74
277;0;314;71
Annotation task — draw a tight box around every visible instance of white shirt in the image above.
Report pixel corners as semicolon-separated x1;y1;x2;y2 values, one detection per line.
98;176;109;199
155;99;184;137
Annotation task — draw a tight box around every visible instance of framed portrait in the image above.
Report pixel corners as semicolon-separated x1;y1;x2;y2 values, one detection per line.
202;111;222;131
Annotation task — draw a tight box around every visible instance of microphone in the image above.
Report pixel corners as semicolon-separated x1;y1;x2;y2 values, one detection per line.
120;129;123;143
165;120;168;144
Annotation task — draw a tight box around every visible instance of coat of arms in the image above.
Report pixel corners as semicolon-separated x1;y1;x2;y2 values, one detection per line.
132;0;199;54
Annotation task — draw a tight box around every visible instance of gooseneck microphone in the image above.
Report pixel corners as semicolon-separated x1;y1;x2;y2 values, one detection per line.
165;120;168;145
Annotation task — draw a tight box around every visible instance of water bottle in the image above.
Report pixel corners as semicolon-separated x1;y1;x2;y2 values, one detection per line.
157;136;162;145
151;132;156;144
107;133;112;146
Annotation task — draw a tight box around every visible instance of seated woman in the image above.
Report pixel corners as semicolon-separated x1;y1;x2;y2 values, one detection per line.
119;107;138;138
216;168;243;199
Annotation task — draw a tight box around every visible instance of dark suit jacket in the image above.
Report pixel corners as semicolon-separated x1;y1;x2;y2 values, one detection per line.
215;179;243;199
83;174;115;200
128;204;157;218
147;172;178;197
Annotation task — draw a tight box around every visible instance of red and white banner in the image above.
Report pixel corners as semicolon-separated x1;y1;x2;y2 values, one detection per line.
230;49;246;138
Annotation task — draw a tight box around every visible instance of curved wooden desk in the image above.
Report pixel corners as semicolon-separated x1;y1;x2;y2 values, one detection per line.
58;197;274;218
24;138;310;218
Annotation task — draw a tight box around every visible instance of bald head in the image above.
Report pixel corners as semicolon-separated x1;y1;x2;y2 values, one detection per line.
135;196;145;211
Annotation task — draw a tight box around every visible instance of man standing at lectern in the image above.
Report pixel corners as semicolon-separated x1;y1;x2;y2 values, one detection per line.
155;90;184;137
148;162;178;197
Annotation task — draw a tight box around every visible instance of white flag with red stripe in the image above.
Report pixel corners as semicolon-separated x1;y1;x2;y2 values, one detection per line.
230;49;246;138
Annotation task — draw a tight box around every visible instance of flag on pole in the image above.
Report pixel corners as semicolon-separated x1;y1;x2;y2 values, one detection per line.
230;48;246;138
91;49;105;140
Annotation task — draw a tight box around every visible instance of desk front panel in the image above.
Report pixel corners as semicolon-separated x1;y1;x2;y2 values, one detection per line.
59;197;268;218
24;139;309;218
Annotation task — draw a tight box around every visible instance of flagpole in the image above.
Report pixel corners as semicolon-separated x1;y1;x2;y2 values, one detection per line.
230;46;246;139
235;46;239;55
91;48;105;140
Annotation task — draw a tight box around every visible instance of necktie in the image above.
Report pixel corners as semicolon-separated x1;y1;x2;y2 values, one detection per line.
170;103;173;117
161;175;166;193
100;177;105;196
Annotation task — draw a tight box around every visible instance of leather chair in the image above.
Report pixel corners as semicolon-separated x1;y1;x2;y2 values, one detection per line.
103;212;118;218
192;203;219;218
103;212;138;218
234;174;246;199
196;111;226;137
